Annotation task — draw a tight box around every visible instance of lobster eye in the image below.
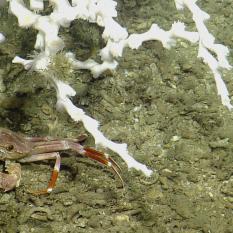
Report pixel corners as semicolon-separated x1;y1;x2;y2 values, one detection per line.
6;144;14;151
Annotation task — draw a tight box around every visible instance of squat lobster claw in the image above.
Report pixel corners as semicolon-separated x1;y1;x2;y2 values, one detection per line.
0;128;123;194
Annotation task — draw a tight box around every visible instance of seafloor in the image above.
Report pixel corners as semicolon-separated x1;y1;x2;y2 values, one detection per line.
0;0;233;232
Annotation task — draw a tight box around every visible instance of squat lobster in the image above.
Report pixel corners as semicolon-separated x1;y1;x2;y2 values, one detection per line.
0;128;122;194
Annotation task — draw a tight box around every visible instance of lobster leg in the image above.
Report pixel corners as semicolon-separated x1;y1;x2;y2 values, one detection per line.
31;140;124;188
19;152;61;195
19;147;123;195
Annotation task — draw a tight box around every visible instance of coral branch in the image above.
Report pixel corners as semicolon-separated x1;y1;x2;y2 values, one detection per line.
54;79;153;176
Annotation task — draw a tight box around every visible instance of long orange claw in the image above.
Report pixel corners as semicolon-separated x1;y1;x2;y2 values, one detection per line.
84;147;124;187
